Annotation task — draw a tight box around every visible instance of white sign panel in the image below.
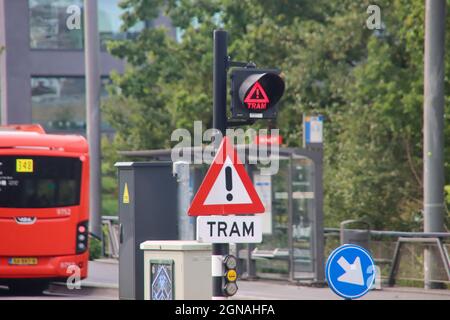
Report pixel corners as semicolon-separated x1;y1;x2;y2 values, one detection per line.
196;216;262;243
304;115;324;145
309;116;323;143
254;173;272;235
204;157;252;205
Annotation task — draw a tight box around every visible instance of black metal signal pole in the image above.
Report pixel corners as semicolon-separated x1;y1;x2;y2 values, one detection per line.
212;29;229;299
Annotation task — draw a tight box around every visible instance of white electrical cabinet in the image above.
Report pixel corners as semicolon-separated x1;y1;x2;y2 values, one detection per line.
140;241;212;300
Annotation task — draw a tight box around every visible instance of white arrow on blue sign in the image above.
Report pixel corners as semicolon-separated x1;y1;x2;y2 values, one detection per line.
325;244;376;299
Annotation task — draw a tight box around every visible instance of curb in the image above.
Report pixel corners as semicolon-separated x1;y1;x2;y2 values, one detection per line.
382;286;450;297
48;282;118;298
81;281;119;289
93;259;119;265
232;295;286;300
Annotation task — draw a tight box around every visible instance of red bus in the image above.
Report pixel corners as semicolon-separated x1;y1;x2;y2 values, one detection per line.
0;125;89;293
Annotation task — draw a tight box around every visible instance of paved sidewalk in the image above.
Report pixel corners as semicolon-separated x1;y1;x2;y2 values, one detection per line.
82;259;118;288
72;261;450;300
235;280;450;300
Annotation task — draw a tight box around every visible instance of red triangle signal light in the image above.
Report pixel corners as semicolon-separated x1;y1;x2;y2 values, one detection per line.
244;82;270;110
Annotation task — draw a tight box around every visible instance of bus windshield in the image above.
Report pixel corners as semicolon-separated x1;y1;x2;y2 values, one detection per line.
0;156;82;208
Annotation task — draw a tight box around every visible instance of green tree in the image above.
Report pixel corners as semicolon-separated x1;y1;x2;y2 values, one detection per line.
103;0;450;230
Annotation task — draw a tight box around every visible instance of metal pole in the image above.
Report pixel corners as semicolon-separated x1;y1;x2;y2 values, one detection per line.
245;164;257;279
175;161;195;240
423;0;446;290
211;29;228;299
287;156;294;282
84;0;102;239
314;147;325;283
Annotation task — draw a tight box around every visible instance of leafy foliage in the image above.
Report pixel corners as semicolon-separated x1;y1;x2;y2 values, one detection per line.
88;236;103;260
102;0;450;230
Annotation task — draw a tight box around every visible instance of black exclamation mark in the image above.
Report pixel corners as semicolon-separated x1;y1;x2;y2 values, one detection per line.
225;166;233;201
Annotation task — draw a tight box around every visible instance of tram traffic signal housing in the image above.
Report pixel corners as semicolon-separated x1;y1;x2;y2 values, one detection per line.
223;255;238;296
230;68;285;120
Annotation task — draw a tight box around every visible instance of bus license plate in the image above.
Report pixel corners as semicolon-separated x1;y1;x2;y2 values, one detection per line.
8;258;38;265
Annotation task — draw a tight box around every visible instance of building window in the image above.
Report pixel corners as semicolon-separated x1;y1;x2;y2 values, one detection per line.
31;77;110;132
29;0;145;51
98;0;145;51
31;77;86;131
29;0;84;49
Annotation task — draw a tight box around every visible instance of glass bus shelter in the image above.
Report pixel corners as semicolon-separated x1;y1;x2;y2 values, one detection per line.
119;145;324;284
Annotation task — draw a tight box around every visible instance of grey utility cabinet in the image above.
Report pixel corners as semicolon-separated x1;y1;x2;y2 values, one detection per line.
115;162;178;300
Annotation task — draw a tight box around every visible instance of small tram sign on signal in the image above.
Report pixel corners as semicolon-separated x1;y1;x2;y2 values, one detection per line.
230;68;285;120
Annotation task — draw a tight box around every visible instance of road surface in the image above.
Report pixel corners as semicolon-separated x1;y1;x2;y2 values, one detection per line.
1;260;450;300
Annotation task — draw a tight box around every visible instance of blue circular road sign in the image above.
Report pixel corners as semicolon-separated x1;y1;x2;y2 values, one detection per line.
325;244;376;299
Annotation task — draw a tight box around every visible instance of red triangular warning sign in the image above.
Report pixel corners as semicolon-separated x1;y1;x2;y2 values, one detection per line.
188;137;265;216
244;81;269;104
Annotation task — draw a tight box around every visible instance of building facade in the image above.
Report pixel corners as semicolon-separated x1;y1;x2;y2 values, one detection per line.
0;0;174;133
